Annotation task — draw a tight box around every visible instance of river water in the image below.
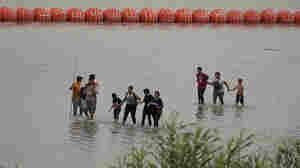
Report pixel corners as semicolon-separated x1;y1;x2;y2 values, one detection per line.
0;23;300;167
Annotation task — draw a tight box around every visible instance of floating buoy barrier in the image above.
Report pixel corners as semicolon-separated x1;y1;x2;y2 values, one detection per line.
158;8;175;23
103;8;121;23
226;9;242;24
85;8;103;23
34;8;51;22
210;9;226;23
16;8;33;23
261;9;277;24
122;8;139;23
66;8;84;22
0;6;16;22
175;8;192;24
294;10;300;24
277;10;295;24
192;9;210;23
139;8;158;23
243;9;260;24
0;7;300;25
50;8;65;22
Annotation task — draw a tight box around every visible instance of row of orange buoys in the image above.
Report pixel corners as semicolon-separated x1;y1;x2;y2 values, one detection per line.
1;7;300;24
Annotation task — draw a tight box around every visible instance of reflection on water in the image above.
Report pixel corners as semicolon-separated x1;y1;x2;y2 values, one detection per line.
67;119;98;152
211;105;225;117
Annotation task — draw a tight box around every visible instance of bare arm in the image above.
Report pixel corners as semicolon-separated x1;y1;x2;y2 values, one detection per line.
230;86;237;92
224;81;230;91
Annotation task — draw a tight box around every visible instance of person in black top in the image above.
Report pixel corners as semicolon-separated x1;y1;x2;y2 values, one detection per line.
79;84;89;118
141;88;154;127
110;93;122;121
121;85;141;125
148;90;164;128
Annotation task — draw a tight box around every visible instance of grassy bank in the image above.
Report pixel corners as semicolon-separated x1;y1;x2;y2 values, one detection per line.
108;112;300;168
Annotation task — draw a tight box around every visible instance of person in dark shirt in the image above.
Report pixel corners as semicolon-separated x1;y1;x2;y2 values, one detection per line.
141;88;154;127
79;85;89;118
110;93;122;121
149;90;164;128
121;85;141;125
208;72;230;105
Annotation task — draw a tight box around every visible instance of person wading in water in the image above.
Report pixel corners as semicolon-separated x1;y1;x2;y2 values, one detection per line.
69;76;83;116
141;88;154;127
148;90;164;128
208;72;230;105
110;93;122;122
121;85;141;126
196;67;209;104
86;74;99;120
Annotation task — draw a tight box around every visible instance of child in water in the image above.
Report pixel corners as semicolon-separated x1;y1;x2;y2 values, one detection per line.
230;78;245;106
110;93;122;121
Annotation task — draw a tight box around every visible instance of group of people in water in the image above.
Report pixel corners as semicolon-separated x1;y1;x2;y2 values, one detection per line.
69;67;245;128
70;74;164;128
196;67;245;106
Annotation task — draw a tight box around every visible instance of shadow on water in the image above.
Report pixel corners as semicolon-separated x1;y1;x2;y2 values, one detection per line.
234;105;245;119
67;119;99;152
211;105;225;118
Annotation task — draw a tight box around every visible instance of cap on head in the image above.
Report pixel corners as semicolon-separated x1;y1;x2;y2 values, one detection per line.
89;74;95;81
143;88;150;94
112;93;117;98
76;76;83;82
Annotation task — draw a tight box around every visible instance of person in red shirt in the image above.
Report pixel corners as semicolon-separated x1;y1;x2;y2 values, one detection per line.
196;67;209;104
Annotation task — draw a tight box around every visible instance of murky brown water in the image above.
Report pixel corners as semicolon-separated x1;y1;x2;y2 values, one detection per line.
0;23;300;167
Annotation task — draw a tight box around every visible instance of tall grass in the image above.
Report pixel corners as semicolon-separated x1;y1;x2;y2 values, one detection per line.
108;112;300;168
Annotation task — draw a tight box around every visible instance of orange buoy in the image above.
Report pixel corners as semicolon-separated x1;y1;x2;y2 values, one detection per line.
0;6;16;22
277;10;295;24
295;11;300;24
103;8;121;23
261;9;277;24
122;8;139;23
226;9;242;24
243;9;260;24
139;8;158;23
192;9;209;23
85;8;103;23
16;8;33;23
33;8;41;21
34;8;51;22
158;8;175;23
50;8;65;22
175;8;192;23
210;9;226;23
66;8;84;22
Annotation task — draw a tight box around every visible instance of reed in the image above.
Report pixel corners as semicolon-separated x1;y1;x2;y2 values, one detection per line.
108;112;300;168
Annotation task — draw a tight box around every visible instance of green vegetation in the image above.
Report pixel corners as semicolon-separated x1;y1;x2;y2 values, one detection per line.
108;112;300;168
